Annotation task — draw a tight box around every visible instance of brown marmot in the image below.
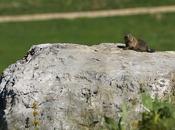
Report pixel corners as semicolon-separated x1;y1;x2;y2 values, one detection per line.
124;34;155;52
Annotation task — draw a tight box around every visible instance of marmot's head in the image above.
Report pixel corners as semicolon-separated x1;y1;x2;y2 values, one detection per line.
124;33;134;43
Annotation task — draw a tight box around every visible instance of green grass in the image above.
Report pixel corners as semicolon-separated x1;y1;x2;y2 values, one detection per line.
0;13;175;72
0;0;175;15
138;93;175;130
104;93;175;130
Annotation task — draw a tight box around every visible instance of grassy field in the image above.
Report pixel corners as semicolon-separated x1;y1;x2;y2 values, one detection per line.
0;0;175;15
0;13;175;72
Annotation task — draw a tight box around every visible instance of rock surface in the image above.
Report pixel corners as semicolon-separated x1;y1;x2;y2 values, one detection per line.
0;43;175;130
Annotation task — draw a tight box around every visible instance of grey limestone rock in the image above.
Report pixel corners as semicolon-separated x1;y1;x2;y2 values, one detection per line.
0;43;175;130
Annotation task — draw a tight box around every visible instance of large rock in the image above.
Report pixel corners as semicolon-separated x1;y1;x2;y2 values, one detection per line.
0;43;175;130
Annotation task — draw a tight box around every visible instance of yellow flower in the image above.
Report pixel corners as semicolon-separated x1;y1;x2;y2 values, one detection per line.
33;120;40;127
32;101;38;109
33;110;39;117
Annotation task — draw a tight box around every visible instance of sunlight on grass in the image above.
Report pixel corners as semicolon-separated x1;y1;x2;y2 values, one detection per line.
0;13;175;72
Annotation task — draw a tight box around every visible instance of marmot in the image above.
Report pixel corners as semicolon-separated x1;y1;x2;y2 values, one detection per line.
124;34;155;52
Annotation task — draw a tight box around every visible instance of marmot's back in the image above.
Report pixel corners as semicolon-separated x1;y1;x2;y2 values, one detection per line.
124;34;155;52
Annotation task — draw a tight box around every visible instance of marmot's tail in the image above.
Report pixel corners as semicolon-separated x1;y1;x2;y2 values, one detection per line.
147;48;155;53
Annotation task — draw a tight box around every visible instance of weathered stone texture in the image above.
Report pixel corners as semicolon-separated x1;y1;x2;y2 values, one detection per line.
0;43;175;130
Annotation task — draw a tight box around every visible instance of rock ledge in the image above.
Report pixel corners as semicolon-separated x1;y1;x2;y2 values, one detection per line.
0;43;175;129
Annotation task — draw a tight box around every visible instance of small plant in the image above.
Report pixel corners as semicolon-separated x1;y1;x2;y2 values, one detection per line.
32;101;40;130
104;116;122;130
103;93;175;130
138;93;175;130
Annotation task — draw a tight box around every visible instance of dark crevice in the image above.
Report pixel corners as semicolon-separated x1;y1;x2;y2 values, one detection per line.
0;73;4;84
22;47;38;64
0;74;17;130
0;86;8;130
0;73;7;129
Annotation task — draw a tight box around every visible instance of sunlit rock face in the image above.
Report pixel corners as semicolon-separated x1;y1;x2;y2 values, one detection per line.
0;43;175;130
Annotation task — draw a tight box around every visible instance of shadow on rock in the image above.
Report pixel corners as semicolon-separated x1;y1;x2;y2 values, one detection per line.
0;74;8;130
